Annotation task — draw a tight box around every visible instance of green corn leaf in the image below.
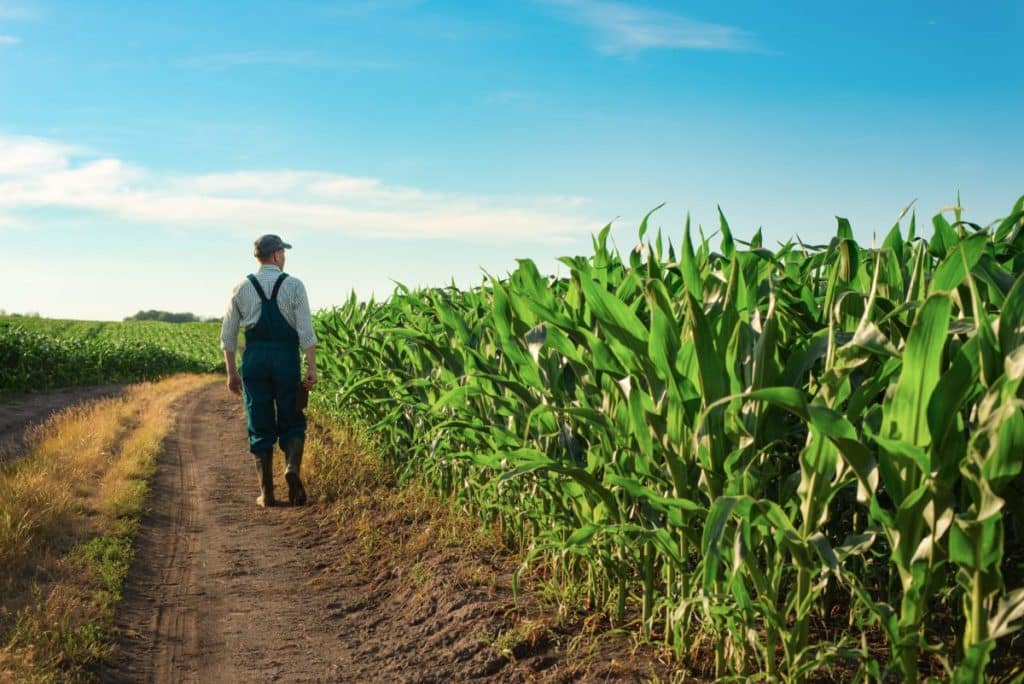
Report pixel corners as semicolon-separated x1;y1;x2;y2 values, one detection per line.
628;383;654;460
883;293;952;447
929;233;988;294
638;203;665;242
566;524;600;546
992;195;1024;242
680;215;703;301
578;271;648;354
645;279;681;384
927;334;981;479
931;212;959;259
836;216;855;240
489;277;514;343
718;207;736;259
578;328;627;375
685;293;727;402
998;274;1024;355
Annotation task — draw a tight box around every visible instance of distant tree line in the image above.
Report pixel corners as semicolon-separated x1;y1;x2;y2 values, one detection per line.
125;310;220;323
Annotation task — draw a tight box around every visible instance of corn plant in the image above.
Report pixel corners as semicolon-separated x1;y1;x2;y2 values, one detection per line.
314;196;1024;681
0;317;222;393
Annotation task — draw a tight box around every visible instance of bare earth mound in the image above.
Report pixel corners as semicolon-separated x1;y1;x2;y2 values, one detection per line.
103;383;680;683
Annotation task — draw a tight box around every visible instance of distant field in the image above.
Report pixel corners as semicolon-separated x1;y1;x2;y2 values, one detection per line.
0;316;223;394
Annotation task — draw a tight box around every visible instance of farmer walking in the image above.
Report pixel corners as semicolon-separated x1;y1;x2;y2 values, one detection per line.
221;234;317;507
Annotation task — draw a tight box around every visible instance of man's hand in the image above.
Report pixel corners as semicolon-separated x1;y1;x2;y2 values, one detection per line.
224;349;241;396
227;371;242;396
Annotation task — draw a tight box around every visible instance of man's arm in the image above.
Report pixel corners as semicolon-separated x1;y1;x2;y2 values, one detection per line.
221;291;243;395
224;349;242;396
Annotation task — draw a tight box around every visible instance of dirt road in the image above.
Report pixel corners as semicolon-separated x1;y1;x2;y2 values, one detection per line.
98;381;678;683
103;383;528;683
103;384;336;681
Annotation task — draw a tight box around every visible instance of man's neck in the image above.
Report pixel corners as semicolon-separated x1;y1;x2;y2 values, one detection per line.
258;263;282;272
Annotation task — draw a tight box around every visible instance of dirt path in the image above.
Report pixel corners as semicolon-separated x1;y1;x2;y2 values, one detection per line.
104;384;524;683
104;383;676;683
0;384;126;462
105;384;351;682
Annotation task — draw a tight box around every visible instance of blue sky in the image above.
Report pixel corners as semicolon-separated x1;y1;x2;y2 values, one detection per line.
1;0;1021;320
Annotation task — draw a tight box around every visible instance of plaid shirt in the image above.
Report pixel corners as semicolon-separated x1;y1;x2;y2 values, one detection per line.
220;265;317;352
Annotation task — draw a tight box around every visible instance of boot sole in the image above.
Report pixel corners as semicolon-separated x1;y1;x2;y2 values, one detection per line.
285;472;307;506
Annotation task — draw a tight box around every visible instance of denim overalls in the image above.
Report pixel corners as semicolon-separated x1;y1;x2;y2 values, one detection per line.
241;273;306;454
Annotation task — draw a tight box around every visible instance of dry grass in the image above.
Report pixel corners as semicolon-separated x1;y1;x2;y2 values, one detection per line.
305;413;507;581
303;411;682;682
0;373;215;683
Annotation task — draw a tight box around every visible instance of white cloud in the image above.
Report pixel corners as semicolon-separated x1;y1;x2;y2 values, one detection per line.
0;136;79;175
174;171;319;197
0;35;21;45
0;134;597;244
543;0;757;54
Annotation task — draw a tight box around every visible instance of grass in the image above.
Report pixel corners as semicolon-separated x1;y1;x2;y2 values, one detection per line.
304;407;680;680
490;617;550;660
305;411;507;582
0;374;215;682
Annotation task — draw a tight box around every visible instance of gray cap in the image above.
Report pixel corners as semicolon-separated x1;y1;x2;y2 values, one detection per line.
254;234;292;258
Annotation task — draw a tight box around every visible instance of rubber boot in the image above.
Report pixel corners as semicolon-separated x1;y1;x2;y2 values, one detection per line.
254;451;275;507
282;437;307;506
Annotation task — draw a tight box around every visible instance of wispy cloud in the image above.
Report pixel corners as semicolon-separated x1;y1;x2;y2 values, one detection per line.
543;0;757;55
0;134;596;244
0;35;20;45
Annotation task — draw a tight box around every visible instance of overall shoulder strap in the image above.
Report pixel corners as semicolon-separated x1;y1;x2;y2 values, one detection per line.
270;273;290;300
247;274;268;301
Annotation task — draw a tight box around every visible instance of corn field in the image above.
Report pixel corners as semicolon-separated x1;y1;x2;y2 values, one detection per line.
0;318;223;393
313;198;1024;681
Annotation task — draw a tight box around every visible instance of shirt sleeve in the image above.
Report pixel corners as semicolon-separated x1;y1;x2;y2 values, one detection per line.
292;279;318;350
220;289;242;352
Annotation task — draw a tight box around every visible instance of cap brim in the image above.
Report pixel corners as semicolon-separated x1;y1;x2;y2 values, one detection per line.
282;242;292;249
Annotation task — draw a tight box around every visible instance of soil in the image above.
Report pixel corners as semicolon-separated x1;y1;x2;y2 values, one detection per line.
101;383;682;683
0;384;126;463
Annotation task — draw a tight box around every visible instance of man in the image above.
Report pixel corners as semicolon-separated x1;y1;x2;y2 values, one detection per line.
221;234;318;507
